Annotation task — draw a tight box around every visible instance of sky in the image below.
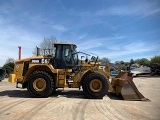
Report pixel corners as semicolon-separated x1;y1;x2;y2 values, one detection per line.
0;0;160;66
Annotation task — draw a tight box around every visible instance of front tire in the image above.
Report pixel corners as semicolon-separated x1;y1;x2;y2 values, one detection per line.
27;71;54;98
83;72;108;99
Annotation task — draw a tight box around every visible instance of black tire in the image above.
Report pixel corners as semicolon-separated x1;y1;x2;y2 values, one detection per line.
83;72;108;99
27;71;54;98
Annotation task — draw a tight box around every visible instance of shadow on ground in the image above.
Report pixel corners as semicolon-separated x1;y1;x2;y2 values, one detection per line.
0;89;124;100
106;92;124;100
51;90;124;100
134;74;160;78
50;90;86;99
0;90;31;98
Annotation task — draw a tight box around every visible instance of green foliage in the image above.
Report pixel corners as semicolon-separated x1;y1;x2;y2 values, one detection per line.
124;62;130;66
2;62;14;75
135;58;150;65
130;59;135;65
114;61;128;70
2;58;15;75
120;64;128;70
150;55;160;64
105;55;160;70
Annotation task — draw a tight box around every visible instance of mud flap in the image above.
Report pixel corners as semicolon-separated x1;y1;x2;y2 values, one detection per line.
111;72;149;101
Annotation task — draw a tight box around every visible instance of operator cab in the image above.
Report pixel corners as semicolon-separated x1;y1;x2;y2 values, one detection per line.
54;43;78;69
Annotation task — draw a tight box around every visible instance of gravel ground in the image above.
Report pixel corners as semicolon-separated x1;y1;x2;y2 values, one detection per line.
0;76;160;120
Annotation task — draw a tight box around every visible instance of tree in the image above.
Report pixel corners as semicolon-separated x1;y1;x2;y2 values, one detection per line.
115;61;125;65
130;58;135;65
100;57;110;64
2;58;15;76
33;36;57;56
150;55;160;64
114;61;127;70
5;57;15;64
135;58;150;65
124;62;130;66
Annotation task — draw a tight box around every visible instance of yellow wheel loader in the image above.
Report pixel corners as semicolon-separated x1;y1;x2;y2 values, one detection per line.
9;43;147;100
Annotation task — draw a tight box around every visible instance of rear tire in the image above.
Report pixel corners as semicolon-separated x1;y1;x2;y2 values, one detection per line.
27;71;54;98
83;72;108;99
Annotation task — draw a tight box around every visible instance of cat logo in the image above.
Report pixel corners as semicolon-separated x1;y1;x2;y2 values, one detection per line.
31;59;40;63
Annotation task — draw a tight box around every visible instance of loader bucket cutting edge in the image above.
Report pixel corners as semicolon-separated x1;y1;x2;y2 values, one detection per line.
111;72;149;101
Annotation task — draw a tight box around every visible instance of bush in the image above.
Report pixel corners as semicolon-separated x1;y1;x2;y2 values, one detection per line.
2;62;14;75
151;55;160;64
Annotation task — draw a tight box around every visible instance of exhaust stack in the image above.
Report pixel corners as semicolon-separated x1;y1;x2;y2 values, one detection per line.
36;46;40;56
18;46;21;60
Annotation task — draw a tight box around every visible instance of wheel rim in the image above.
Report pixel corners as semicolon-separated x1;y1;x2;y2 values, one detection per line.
89;79;102;92
33;78;46;92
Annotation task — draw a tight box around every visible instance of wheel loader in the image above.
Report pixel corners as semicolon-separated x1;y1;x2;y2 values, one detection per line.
9;42;148;100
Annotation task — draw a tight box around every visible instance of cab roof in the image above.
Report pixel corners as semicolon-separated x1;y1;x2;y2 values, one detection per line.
54;42;76;46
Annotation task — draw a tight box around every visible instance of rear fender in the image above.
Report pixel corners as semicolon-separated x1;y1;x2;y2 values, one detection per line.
23;65;56;83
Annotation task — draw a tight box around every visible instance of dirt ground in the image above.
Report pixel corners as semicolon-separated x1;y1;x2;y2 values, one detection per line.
0;76;160;120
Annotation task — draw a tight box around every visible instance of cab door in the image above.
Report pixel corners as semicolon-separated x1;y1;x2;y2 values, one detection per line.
54;44;74;69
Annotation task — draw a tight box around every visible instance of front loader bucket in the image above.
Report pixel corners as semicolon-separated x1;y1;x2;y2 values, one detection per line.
111;72;148;101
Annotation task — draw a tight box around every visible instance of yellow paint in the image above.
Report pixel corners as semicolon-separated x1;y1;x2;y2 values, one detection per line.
59;75;65;79
33;78;46;91
59;80;65;85
8;74;16;83
89;79;102;92
72;83;79;88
